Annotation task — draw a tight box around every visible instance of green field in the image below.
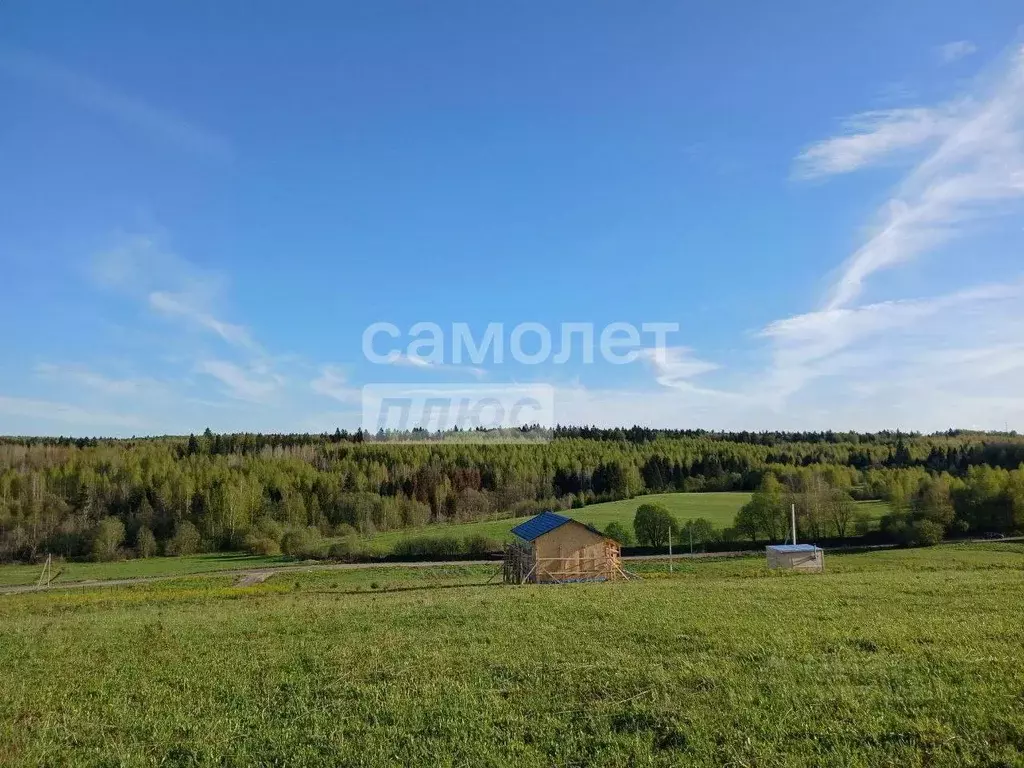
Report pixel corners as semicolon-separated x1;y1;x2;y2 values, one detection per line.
362;492;754;553
363;493;891;554
2;543;1023;766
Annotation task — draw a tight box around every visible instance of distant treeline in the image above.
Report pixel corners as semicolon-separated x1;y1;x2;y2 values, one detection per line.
1;428;1022;563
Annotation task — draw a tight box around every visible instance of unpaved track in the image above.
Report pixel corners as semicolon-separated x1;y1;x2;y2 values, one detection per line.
0;558;497;596
0;550;760;596
4;540;1010;597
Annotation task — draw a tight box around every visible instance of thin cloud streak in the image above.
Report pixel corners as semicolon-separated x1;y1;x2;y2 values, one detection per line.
34;363;165;397
385;353;486;379
0;46;231;160
640;347;719;389
149;291;262;353
311;366;361;405
0;395;143;429
939;40;977;64
806;46;1024;309
759;282;1024;400
794;107;958;179
196;360;283;403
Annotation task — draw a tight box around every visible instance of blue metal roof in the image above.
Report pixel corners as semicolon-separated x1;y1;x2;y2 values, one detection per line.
766;544;820;553
510;511;573;542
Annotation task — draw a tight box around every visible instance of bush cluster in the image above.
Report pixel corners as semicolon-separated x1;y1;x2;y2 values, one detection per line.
391;534;501;558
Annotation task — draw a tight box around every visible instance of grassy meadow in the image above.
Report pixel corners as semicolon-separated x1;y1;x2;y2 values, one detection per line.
362;492;892;554
361;491;754;553
2;543;1023;766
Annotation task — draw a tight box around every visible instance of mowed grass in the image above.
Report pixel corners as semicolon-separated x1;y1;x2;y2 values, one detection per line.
0;553;290;588
362;492;753;553
2;544;1023;766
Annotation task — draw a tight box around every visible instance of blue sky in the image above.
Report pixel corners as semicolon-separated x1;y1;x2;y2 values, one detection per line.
2;1;1024;435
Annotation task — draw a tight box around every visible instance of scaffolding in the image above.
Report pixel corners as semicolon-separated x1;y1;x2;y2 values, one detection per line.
502;538;627;584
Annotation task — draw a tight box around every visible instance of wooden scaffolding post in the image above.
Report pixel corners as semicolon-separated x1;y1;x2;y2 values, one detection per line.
36;554;53;588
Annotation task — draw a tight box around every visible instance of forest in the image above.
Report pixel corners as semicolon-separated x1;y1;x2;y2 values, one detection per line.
1;428;1022;563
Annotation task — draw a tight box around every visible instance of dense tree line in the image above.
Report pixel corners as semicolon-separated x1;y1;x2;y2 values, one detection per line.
0;428;1022;563
732;464;1024;546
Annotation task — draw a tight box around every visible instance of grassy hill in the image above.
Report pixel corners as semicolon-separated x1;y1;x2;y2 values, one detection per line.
2;543;1022;765
361;492;752;553
363;492;892;554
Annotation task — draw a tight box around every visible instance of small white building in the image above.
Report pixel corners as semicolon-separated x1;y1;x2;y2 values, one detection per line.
766;544;824;572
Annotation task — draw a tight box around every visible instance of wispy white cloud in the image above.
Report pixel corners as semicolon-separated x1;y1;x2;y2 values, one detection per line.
0;395;143;429
92;233;228;307
759;282;1024;400
797;45;1024;309
794;107;959;179
385;353;486;379
93;234;265;356
0;46;230;160
196;360;284;403
640;347;718;388
34;363;165;397
149;291;261;352
310;366;361;404
939;40;977;64
565;287;1024;430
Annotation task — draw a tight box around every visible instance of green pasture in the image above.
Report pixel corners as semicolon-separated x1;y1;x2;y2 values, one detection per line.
362;492;754;553
1;543;1022;766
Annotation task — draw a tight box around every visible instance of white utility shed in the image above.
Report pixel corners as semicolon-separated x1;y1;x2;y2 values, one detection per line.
766;543;824;572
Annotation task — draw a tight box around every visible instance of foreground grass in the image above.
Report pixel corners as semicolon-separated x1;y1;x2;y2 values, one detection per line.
1;544;1022;766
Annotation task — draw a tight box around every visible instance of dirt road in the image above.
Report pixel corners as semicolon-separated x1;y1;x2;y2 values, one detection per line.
0;550;759;596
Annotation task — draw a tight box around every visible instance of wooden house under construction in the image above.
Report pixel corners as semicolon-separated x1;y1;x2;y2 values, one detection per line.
503;511;624;584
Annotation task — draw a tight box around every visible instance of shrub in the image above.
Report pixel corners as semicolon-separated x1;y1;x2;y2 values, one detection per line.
881;513;944;547
604;521;636;547
333;523;358;538
243;534;281;557
682;476;706;493
165;521;202;557
910;519;944;546
463;534;501;556
135;526;157;558
398;498;432;528
680;518;715;549
91;517;126;562
249;517;284;545
327;537;365;562
392;535;462;558
719;526;740;544
853;511;874;537
880;514;911;545
281;527;326;559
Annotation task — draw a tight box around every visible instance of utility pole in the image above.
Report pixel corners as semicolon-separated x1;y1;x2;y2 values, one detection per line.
791;503;797;546
668;526;673;573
